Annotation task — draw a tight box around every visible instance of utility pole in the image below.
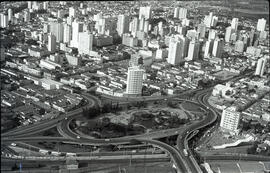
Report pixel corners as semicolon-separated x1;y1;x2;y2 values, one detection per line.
129;152;132;167
144;144;147;173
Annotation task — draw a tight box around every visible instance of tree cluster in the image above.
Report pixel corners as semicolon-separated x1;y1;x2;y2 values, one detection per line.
167;100;179;108
82;102;122;119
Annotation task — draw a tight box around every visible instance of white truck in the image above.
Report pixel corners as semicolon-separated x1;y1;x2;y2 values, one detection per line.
66;152;76;157
51;151;60;156
39;149;48;155
183;149;189;156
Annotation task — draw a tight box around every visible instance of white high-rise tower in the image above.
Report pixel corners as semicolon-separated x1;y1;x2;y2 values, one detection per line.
48;33;56;53
117;15;129;36
126;66;144;96
220;106;240;134
231;18;238;31
70;20;83;48
255;57;267;77
78;31;93;55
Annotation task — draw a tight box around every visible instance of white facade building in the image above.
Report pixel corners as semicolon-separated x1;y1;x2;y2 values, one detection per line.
225;26;233;43
186;39;200;61
139;6;151;20
257;18;266;32
0;13;8;28
204;39;214;58
255;57;267;77
212;39;224;58
117;14;129;36
126;66;144;96
63;24;72;44
8;9;13;22
167;38;182;65
78;31;93;55
234;40;244;53
48;33;56;53
231;18;238;31
179;8;187;19
70;20;83;48
220;106;240;134
69;7;76;18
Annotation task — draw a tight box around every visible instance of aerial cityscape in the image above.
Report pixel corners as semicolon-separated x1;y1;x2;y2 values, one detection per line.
0;1;269;173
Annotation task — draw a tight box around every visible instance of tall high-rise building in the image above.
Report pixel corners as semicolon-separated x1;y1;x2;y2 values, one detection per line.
231;18;239;31
212;39;224;58
8;9;13;22
249;29;255;46
167;35;188;65
139;6;151;20
43;1;49;10
204;39;214;58
167;39;182;65
126;66;144;96
144;20;149;33
139;17;145;31
177;26;187;36
57;10;65;18
225;26;233;43
255;57;267;77
50;22;64;43
179;8;187;19
67;16;73;26
78;31;93;55
230;32;237;42
0;13;8;28
234;40;244;53
208;29;217;40
28;1;32;9
174;7;179;18
69;7;76;17
63;24;72;44
220;106;240;134
43;24;50;33
48;33;56;53
204;12;213;28
24;10;30;22
204;12;218;28
197;23;206;38
95;18;106;35
186;39;200;61
70;20;83;48
117;14;129;36
129;17;139;37
211;16;218;27
256;18;266;32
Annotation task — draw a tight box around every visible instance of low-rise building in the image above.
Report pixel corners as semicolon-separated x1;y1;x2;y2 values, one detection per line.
40;78;63;90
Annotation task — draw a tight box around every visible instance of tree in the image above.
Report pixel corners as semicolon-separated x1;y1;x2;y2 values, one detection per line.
83;105;101;119
101;103;111;113
167;100;178;108
26;39;38;46
225;90;231;96
247;144;257;154
102;117;110;126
